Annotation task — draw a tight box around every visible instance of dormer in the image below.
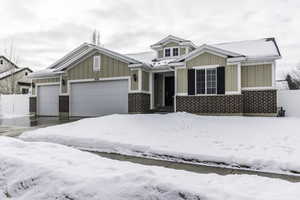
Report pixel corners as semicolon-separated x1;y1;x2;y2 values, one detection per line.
150;35;197;60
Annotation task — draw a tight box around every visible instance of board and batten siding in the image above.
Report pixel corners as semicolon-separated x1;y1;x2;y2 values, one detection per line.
225;65;238;92
158;50;163;58
67;53;130;80
176;68;187;94
241;64;272;88
180;48;186;56
142;71;149;91
186;52;226;68
32;77;60;95
130;70;139;90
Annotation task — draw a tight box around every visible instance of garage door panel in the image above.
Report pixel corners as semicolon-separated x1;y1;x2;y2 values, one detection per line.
38;85;59;116
70;80;128;117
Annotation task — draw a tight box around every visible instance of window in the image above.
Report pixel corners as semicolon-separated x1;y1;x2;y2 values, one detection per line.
196;68;217;95
173;48;179;56
164;48;171;57
93;55;101;71
164;47;179;57
21;88;29;94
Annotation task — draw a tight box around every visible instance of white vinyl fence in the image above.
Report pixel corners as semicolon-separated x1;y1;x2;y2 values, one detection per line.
0;94;29;118
278;90;300;117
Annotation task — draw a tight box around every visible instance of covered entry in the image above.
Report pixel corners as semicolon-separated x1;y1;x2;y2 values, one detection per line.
70;79;128;117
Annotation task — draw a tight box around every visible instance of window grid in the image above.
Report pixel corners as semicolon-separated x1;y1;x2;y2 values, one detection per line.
195;68;217;95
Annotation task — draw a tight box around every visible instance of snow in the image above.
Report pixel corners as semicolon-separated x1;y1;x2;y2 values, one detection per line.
212;38;280;58
278;90;300;117
21;113;300;175
276;80;289;90
0;94;29;119
1;136;300;200
126;51;156;64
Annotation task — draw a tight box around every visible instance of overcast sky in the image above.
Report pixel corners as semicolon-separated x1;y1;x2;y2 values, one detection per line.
0;0;298;77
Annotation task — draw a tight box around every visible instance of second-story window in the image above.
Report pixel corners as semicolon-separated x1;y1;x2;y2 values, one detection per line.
173;48;179;56
164;48;171;57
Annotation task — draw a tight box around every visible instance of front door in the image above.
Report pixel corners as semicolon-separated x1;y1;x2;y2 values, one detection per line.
165;76;175;106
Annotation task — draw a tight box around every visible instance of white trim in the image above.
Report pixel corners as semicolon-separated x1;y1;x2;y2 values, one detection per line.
128;90;151;94
32;76;60;80
241;61;274;66
272;61;276;87
138;69;142;91
151;69;173;73
225;91;241;95
162;73;165;106
242;87;275;91
176;93;188;96
193;65;219;70
36;82;60;87
174;68;177;112
59;75;62;95
149;72;154;109
237;63;241;93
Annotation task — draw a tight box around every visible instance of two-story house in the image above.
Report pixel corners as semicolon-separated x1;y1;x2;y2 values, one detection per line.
28;35;281;118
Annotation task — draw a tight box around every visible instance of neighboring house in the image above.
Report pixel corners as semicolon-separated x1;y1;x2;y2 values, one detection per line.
0;56;32;94
29;35;281;118
276;80;289;90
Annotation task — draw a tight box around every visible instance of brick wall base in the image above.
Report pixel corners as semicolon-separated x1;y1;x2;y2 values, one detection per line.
29;97;37;117
176;89;277;116
128;93;150;113
242;90;277;114
59;95;69;120
176;95;243;113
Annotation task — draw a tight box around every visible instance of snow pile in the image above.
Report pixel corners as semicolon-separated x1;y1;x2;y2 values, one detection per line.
1;136;300;200
21;113;300;174
0;94;29;118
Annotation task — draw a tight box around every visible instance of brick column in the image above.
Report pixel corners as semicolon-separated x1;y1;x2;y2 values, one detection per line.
59;95;69;120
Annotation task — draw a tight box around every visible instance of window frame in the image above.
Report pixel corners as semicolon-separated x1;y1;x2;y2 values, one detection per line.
93;55;101;72
194;66;218;95
163;46;180;58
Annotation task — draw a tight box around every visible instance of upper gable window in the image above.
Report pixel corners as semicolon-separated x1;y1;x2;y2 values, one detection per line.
93;55;101;72
173;48;179;56
164;48;171;57
164;47;179;58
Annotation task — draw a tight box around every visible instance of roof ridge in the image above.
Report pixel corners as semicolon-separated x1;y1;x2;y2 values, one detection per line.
212;38;269;46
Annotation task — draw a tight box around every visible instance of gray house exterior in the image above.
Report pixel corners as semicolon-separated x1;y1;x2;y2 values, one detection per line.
29;35;281;119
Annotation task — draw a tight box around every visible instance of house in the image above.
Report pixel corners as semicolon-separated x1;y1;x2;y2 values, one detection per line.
0;56;32;94
29;35;281;118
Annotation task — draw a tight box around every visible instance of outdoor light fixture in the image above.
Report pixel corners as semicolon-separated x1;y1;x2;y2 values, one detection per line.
62;79;66;85
133;74;137;82
32;82;35;88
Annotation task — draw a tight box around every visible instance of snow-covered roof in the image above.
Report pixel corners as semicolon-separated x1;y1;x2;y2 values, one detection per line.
212;38;281;59
0;68;32;80
125;51;156;64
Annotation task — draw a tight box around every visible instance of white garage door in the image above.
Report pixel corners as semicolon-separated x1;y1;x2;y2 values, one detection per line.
38;85;59;116
70;80;128;117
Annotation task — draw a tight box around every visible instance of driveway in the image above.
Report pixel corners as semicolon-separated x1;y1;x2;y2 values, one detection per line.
0;116;80;137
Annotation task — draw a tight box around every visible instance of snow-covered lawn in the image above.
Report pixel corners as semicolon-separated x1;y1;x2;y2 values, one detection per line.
21;113;300;175
1;136;300;200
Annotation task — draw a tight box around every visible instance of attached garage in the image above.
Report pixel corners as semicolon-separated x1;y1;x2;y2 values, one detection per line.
70;79;128;117
37;85;59;116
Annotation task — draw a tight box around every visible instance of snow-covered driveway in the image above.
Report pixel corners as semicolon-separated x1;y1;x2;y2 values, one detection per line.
20;113;300;175
1;136;300;200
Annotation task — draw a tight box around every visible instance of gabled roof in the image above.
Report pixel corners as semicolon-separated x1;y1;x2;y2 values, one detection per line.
31;43;145;78
0;55;19;69
150;35;197;49
0;67;32;80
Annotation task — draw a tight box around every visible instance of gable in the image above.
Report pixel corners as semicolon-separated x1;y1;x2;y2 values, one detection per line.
186;52;226;68
67;52;130;80
163;42;179;48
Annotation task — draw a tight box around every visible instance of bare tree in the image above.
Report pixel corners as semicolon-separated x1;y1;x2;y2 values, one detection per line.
0;40;20;94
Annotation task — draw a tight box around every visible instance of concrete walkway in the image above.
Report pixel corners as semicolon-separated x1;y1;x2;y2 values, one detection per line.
90;151;300;183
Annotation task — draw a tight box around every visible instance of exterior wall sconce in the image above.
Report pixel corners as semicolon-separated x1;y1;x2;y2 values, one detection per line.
62;79;66;86
32;82;35;88
133;74;137;82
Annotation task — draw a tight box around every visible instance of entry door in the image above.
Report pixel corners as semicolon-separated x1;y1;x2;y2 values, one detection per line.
165;76;175;106
38;85;59;116
70;80;128;117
